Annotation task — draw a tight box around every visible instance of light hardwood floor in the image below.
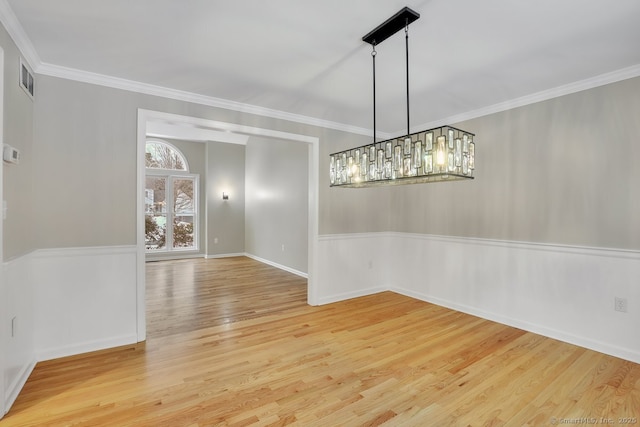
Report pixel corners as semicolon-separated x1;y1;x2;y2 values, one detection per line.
4;257;640;426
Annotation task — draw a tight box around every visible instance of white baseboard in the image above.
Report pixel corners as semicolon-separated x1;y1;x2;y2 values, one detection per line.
245;253;308;279
37;334;139;362
149;252;307;278
205;252;246;259
4;359;36;412
316;287;386;306
391;286;640;364
146;252;205;262
317;232;640;363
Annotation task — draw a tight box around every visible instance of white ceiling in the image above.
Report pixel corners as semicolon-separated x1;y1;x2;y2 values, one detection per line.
5;0;640;136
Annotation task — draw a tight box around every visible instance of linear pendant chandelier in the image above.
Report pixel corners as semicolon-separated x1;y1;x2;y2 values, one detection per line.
330;7;476;188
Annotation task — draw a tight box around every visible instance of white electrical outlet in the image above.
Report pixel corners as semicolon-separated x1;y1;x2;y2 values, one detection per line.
214;237;218;244
614;297;628;313
281;244;285;252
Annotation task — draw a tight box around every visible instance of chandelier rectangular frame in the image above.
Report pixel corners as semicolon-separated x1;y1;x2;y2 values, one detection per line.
330;6;476;188
330;125;474;187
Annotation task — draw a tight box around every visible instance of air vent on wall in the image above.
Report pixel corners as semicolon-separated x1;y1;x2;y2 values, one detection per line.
19;57;34;99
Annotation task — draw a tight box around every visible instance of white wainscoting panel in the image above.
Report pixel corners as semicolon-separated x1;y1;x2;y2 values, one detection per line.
316;232;640;363
32;246;138;361
2;253;36;413
316;233;391;305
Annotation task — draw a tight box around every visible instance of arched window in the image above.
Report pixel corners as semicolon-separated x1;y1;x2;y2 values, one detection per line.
145;140;198;254
145;140;189;170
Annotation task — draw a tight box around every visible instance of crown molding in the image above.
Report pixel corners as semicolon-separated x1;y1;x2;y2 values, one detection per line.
37;62;383;138
409;63;640;133
2;0;639;141
29;58;640;143
38;61;397;141
0;0;40;68
0;1;380;139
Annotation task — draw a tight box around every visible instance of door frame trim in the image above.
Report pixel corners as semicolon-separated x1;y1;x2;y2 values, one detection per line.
136;109;319;341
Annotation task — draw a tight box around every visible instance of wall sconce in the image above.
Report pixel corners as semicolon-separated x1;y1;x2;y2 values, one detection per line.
222;192;229;200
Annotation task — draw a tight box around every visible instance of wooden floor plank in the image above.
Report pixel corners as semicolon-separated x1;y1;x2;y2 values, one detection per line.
4;256;640;426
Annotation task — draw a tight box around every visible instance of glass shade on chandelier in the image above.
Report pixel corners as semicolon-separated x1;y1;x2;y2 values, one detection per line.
329;126;474;187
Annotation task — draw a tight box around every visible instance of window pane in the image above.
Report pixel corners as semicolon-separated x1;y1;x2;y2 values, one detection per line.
145;177;166;214
145;177;167;251
173;178;194;214
173;215;194;249
145;173;198;254
145;214;166;250
145;141;187;170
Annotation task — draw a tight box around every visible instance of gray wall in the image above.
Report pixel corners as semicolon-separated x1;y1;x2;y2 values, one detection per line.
1;23;37;418
33;78;139;249
29;75;326;250
319;131;393;235
323;76;640;251
245;136;308;273
28;66;640;255
2;24;35;260
389;76;640;250
207;141;245;256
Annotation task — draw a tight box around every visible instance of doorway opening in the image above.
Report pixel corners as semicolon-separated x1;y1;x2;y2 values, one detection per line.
136;109;320;342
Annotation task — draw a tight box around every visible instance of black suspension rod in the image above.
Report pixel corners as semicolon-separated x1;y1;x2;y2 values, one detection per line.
372;44;377;145
405;21;410;137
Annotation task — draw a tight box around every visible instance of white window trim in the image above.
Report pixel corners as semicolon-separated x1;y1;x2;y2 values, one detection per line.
145;172;199;254
144;138;198;254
